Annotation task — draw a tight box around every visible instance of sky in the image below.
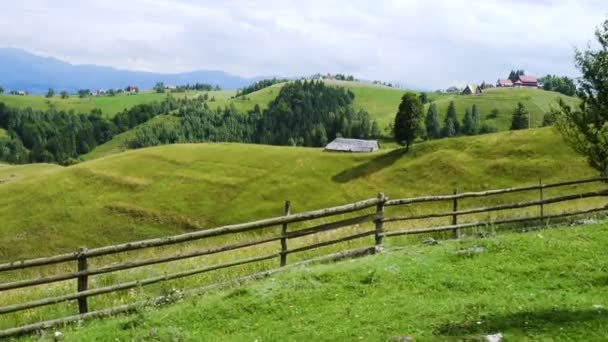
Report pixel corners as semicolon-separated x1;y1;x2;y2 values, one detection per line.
0;0;606;89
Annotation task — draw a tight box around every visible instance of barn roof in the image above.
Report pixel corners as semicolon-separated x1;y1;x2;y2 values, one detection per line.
517;75;538;83
497;79;513;86
325;138;379;152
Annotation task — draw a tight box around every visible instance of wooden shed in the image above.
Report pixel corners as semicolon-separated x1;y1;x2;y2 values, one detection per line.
325;138;379;153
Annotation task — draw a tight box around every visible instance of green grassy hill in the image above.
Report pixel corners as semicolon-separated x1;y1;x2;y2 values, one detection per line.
2;82;577;131
0;128;597;261
432;88;579;130
39;222;608;341
0;90;236;118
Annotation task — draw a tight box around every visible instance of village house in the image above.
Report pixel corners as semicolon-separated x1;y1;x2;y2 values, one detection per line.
126;85;138;93
513;75;539;88
496;79;513;87
325;138;379;153
497;75;539;88
461;84;482;95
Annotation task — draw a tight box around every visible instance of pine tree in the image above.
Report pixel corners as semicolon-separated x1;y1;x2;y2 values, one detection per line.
424;103;441;139
444;117;456;138
393;92;423;150
471;104;480;134
510;102;530;130
443;101;460;137
463;107;474;135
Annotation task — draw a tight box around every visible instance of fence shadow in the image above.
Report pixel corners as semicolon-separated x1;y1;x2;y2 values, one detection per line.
434;308;608;337
332;148;408;183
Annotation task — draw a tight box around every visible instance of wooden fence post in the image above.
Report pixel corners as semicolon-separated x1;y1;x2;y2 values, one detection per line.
77;247;89;314
539;178;544;224
375;193;386;251
280;201;291;267
452;188;459;239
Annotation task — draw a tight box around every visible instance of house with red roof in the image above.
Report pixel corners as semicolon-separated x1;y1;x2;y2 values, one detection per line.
496;79;513;87
497;75;538;88
513;75;538;88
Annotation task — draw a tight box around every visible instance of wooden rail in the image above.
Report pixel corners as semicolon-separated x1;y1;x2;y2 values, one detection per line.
1;177;606;338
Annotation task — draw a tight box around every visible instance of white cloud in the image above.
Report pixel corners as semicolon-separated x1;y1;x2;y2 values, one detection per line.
0;0;606;88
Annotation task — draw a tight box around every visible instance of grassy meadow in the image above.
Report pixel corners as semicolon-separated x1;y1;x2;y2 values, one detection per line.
0;90;236;118
0;127;599;261
18;222;608;341
0;127;604;336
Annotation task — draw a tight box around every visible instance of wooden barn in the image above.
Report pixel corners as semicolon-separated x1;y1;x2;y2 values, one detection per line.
325;138;379;153
461;84;482;95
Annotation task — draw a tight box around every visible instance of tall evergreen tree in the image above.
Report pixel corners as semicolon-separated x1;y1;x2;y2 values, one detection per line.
510;102;530;130
471;104;480;134
393;92;423;150
424;103;441;139
442;101;460;137
463;107;475;135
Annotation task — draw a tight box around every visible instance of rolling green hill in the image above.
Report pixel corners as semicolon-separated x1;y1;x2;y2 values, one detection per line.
0;90;236;118
432;88;579;130
0;128;597;261
49;222;608;341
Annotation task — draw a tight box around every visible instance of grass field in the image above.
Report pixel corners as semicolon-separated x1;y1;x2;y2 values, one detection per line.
0;90;236;118
1;81;577;132
432;88;580;131
0;127;597;261
23;222;608;341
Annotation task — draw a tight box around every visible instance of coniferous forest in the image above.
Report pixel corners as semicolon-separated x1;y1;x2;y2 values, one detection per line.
0;81;379;165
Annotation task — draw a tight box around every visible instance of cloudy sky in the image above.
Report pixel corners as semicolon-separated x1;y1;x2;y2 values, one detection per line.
0;0;606;89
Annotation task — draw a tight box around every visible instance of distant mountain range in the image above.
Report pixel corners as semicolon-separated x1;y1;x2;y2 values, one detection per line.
0;48;260;94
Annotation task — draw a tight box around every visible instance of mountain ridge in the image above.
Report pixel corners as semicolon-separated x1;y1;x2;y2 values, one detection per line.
0;47;261;94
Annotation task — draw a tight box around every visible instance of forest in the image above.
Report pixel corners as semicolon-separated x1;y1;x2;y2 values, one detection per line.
0;81;379;164
128;80;380;149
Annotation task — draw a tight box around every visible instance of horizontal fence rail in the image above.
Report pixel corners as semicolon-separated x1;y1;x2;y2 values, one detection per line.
1;177;607;338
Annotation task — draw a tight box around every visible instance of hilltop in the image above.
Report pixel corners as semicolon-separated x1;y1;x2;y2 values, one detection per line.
0;128;596;261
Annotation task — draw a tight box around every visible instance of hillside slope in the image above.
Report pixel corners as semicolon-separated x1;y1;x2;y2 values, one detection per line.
47;223;608;341
0;128;596;260
0;90;235;118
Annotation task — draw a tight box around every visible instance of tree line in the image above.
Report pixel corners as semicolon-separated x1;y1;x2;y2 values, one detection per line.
127;80;380;150
0;96;184;164
394;95;533;149
236;78;289;97
0;81;379;164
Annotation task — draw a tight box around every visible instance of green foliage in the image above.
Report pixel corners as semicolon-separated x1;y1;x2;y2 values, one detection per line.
419;92;429;104
508;69;525;82
393;92;423;149
78;89;90;98
153;82;165;94
260;80;376;146
542;111;556;127
556;18;608;175
0;85;5;94
236;78;288;97
442;101;460;137
462;105;480;136
540;75;576;96
0;96;181;164
424;103;441;140
487;108;499;119
60;91;69;99
479;123;498;134
46;88;55;98
510;102;530;130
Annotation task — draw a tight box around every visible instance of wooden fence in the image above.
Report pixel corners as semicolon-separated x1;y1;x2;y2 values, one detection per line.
0;177;607;337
